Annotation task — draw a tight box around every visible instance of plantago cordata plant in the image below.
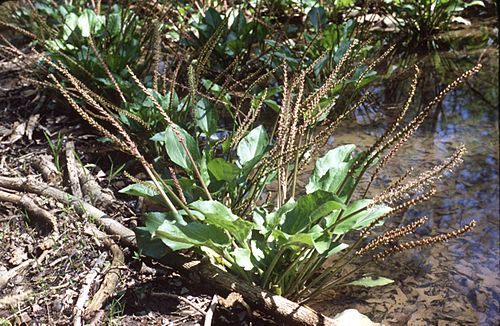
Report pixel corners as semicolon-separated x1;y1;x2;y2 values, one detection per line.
7;0;481;303
40;34;481;301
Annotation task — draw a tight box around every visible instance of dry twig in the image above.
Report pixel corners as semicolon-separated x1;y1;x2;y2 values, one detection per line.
204;294;218;326
151;292;207;316
0;189;57;233
84;226;125;320
65;141;83;198
73;253;107;326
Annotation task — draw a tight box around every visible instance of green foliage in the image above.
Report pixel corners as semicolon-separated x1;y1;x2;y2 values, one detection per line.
44;131;63;172
151;125;202;173
236;125;268;167
383;0;485;48
7;1;159;136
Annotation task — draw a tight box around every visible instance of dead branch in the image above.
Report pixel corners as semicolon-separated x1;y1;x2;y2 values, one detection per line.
0;291;33;309
73;253;107;326
151;292;207;316
65;141;83;198
61;141;115;207
0;189;57;233
77;163;115;208
32;154;59;184
204;294;218;326
84;227;125;320
164;257;338;326
0;250;50;289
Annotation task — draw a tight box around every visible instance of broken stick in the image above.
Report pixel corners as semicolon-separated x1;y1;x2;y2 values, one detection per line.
0;189;57;233
84;226;125;320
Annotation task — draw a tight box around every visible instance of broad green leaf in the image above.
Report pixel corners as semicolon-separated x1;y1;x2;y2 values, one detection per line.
143;212;168;232
233;248;254;271
318;241;349;256
155;220;230;251
204;7;223;30
151;125;201;172
250;240;265;261
266;199;296;229
229;10;246;32
333;199;392;235
195;99;217;136
312;144;356;176
208;158;241;181
310;164;351;194
347;276;394;287
142;89;178;112
281;190;340;234
106;13;122;36
306;145;356;194
199;154;211;187
312;233;331;254
334;39;352;63
252;207;268;232
308;7;327;31
288;231;322;247
62;12;78;41
309;199;345;223
77;9;105;37
45;39;75;51
119;182;157;199
135;227;170;259
237;125;268;167
270;227;322;249
189;201;253;245
163;177;205;204
162;91;180;113
264;99;280;112
136;210;185;257
155;226;194;251
120;183;185;221
270;229;290;245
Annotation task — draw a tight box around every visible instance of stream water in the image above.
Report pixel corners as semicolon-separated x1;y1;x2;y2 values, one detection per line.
310;49;499;325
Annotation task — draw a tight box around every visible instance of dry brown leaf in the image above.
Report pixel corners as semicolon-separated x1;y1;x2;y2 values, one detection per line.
9;246;27;266
0;290;33;309
414;287;444;305
25;114;40;140
8;121;26;144
395;286;408;304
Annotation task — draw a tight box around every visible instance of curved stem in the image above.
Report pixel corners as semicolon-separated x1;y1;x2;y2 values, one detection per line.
262;246;287;290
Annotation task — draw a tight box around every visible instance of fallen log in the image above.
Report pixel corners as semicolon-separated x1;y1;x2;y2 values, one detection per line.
0;176;337;326
163;256;337;326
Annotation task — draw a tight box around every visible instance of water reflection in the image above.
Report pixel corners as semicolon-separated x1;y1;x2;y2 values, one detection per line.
311;51;499;325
